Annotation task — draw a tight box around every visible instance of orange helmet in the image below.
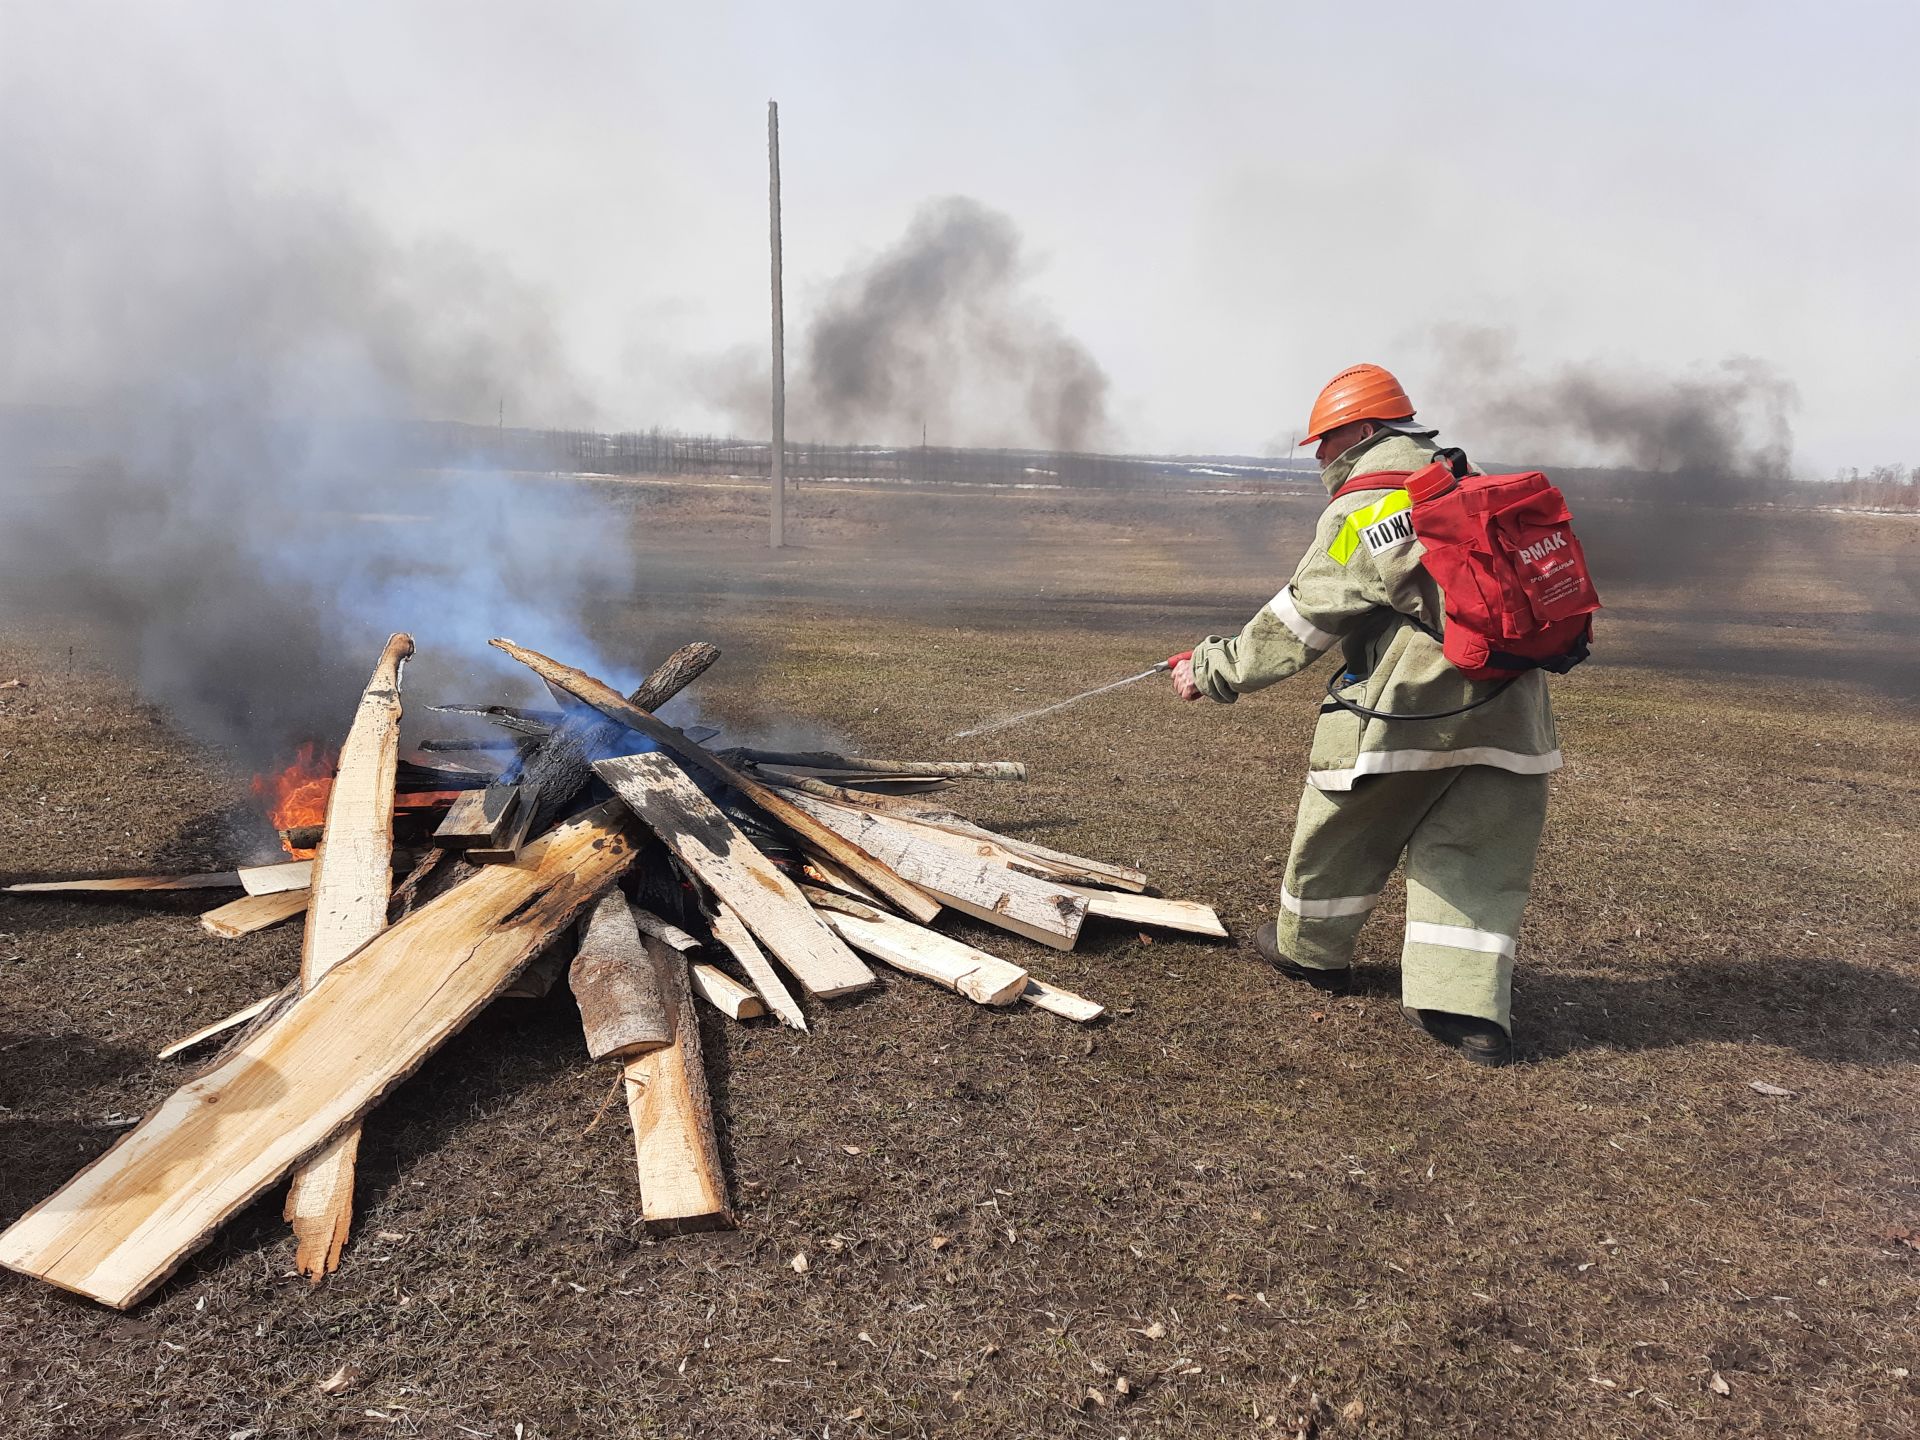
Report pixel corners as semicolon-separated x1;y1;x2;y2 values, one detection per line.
1300;363;1416;446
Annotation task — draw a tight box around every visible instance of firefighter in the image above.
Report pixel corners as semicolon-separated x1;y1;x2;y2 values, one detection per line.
1171;363;1561;1066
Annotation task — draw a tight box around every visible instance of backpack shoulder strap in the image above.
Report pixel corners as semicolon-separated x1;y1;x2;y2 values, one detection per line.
1327;470;1411;505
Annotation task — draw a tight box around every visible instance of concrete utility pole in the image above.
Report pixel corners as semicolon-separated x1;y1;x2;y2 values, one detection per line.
768;99;785;549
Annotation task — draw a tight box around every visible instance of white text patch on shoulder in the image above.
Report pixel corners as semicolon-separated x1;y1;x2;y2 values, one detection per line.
1361;511;1416;556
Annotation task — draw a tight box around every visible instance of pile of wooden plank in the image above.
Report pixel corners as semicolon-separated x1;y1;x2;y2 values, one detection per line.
0;633;1224;1310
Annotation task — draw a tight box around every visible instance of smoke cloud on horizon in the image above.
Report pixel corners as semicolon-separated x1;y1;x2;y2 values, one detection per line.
1426;327;1799;489
796;197;1111;453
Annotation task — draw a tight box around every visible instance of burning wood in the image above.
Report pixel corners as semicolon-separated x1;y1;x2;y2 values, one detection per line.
252;742;335;857
0;629;1222;1309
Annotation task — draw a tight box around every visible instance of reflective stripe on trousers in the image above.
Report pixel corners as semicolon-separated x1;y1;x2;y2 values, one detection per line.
1273;764;1548;1031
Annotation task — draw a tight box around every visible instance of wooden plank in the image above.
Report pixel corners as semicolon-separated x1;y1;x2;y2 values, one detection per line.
631;906;701;954
799;851;890;908
732;751;1025;779
807;892;1029;1006
396;757;497;788
762;777;1151;892
0;804;638;1309
593;752;874;1001
1021;977;1106;1024
779;793;1086;951
430;702;563;734
786;792;1077;883
156;994;277;1059
506;641;722;841
690;964;765;1020
708;901;806;1030
569;891;673;1060
464;783;539;863
500;941;570;999
432;785;519;848
622;939;733;1233
431;789;488;842
237;860;313;896
284;632;412;1282
199;889;309;939
1058;883;1227;937
3;872;240;894
496;638;939;923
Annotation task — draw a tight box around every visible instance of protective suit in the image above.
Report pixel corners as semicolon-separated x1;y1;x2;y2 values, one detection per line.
1189;429;1559;1031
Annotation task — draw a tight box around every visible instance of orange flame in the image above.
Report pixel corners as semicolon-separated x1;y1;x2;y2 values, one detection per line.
252;742;337;856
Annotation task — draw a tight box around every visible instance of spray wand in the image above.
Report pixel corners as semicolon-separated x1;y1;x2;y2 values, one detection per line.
949;652;1191;740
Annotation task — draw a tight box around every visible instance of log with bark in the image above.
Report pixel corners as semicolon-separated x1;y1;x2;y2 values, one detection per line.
569;892;673;1060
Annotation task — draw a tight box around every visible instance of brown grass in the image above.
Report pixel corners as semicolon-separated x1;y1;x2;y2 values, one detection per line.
0;477;1915;1438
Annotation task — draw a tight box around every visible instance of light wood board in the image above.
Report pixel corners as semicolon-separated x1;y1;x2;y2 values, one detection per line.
779;792;1086;951
812;900;1029;1006
1058;883;1227;937
284;632;412;1281
0;804;639;1310
708;901;806;1030
1021;976;1106;1024
156;994;278;1059
593;752;873;1000
237;860;314;897
3;872;241;894
199;889;310;939
623;940;733;1233
690;964;764;1020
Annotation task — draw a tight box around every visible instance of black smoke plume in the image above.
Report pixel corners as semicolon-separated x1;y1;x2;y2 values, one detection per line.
801;197;1110;452
1427;327;1798;491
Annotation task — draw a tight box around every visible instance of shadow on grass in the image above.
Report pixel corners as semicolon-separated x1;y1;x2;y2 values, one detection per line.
0;1028;150;1104
1516;955;1920;1064
0;892;223;938
0;1119;130;1221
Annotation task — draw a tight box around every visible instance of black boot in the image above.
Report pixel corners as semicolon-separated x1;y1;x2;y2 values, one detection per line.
1402;1007;1513;1067
1253;920;1351;994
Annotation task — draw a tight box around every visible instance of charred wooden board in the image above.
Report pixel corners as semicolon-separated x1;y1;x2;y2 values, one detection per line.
505;641;722;841
495;638;938;924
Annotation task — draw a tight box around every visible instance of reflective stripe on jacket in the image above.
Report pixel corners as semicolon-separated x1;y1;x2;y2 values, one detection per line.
1189;430;1562;791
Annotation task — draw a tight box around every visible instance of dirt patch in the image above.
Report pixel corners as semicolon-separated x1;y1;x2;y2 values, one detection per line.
1;479;1915;1438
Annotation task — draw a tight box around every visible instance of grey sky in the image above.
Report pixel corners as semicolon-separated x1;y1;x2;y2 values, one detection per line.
3;0;1913;473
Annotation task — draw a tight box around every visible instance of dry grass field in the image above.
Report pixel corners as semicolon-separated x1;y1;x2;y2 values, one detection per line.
1;474;1916;1438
